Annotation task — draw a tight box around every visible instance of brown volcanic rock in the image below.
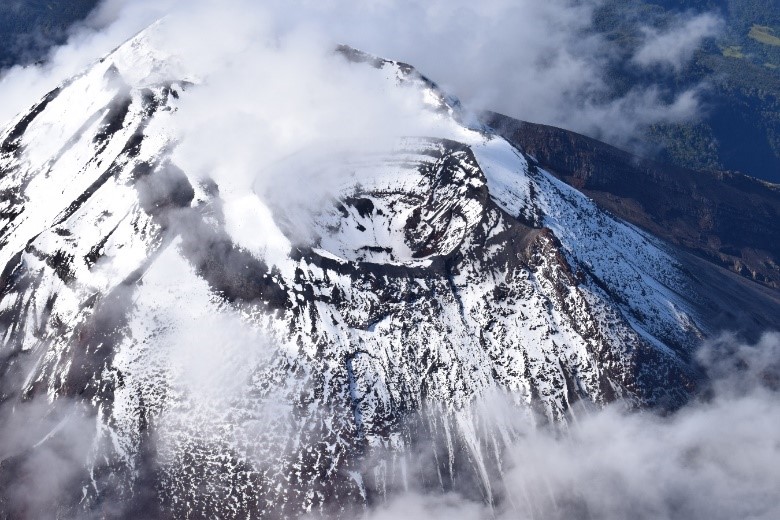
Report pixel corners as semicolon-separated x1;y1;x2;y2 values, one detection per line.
483;112;780;289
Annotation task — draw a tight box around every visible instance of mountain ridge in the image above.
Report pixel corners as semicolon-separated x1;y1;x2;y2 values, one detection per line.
484;112;780;291
0;29;777;518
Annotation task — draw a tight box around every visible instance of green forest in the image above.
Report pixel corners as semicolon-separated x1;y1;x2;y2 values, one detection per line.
596;0;780;182
0;1;97;67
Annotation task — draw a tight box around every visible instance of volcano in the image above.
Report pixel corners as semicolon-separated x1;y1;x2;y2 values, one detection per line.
0;25;778;519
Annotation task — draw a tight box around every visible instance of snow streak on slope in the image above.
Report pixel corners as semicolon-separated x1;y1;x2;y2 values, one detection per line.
0;25;716;518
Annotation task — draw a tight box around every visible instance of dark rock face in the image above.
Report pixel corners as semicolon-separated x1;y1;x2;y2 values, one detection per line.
484;112;780;290
0;33;777;519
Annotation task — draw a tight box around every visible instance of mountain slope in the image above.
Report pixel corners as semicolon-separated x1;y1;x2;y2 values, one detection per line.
0;29;777;518
484;113;780;294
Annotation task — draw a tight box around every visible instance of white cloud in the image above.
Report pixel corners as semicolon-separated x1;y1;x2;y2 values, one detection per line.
0;0;723;151
633;13;723;71
360;332;780;520
0;3;759;517
0;399;97;518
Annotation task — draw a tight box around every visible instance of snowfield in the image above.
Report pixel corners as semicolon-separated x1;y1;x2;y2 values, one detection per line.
0;26;719;518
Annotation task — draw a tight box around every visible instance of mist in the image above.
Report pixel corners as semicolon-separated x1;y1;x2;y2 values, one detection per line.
359;332;780;520
0;2;774;519
0;399;97;518
0;0;723;150
633;12;724;71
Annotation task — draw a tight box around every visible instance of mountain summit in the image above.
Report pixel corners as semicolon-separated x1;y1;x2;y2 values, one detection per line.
0;26;778;519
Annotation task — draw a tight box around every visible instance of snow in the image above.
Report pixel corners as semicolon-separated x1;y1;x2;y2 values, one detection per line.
0;25;712;517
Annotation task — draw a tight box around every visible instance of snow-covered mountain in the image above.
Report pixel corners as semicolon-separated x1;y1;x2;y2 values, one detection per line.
0;25;777;519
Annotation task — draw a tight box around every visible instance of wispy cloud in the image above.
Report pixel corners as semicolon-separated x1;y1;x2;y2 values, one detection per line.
0;400;96;518
0;0;724;151
359;332;780;520
0;2;758;518
633;13;723;71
